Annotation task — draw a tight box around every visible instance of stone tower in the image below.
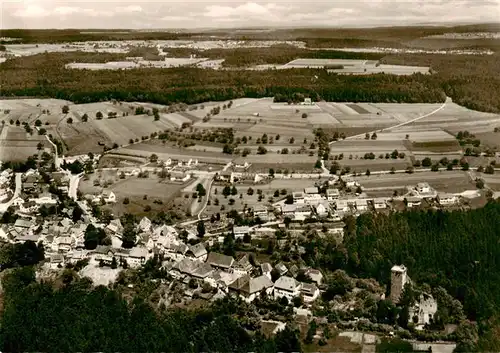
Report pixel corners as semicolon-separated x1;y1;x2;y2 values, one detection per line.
390;265;408;304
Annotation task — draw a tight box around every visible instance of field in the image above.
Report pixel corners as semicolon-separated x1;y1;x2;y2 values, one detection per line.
356;170;475;194
0;125;48;161
79;172;186;217
279;58;430;75
115;142;233;165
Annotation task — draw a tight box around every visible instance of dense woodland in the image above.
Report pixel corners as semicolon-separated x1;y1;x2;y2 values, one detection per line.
1;47;499;112
0;267;300;352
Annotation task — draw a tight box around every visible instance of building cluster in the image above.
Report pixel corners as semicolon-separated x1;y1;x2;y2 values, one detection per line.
0;168;13;202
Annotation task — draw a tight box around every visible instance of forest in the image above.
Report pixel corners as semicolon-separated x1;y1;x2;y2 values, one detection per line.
1;47;499;112
0;267;301;352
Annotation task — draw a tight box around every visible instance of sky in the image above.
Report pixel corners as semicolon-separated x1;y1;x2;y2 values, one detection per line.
1;0;499;29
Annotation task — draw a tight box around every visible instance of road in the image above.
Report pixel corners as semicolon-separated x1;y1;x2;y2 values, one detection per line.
68;172;84;201
329;97;450;145
0;173;22;212
44;134;61;169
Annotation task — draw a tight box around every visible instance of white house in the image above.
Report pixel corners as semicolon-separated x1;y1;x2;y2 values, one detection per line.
274;276;302;300
233;226;250;239
437;193;458;206
253;205;269;221
229;275;274;303
315;201;330;217
128;247;148;267
294;205;312;221
304;187;322;204
282;204;297;217
406;197;422;208
170;170;191;182
416;182;432;194
305;269;323;285
30;192;57;205
373;198;388;209
103;190;116;203
301;283;320;303
335;199;351;213
326;188;340;201
355;199;369;212
292;191;305;204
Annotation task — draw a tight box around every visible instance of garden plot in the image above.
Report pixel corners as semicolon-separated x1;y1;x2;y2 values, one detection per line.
307;112;341;125
339;158;411;172
336;116;397;127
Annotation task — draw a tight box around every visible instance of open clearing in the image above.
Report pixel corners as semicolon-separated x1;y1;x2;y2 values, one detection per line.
279;58;429;75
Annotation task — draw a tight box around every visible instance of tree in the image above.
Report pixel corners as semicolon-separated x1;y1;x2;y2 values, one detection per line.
62;105;69;114
422;157;432;167
222;186;231;197
196;183;206;197
285;194;293;204
273;190;280;197
247;187;254;196
431;164;440;172
230;185;238;196
81;113;88;122
462;162;470;171
84;224;106;250
330;162;340;175
34;119;42;127
96;111;103;119
268;168;275;177
66;117;73;124
149;154;158;163
36;142;44;151
365;169;371;176
314;160;322;169
122;227;137;248
372;132;379;140
197;220;205;237
485;165;495;174
302;113;308;119
257;146;267;155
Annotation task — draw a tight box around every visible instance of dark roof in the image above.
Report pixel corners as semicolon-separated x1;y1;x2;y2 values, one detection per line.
207;252;235;269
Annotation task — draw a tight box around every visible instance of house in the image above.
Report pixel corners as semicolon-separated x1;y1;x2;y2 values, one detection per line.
253;205;269;221
416;182;432;194
22;174;40;192
409;294;438;330
406;197;422;208
304;187;322;204
49;254;65;269
305;268;323;285
56;236;74;252
229;275;274;303
170;170;191;182
282;204;296;217
233;226;250;239
106;219;123;235
274;276;301;300
14;218;32;229
20;201;38;213
235;254;253;274
102;190;116;203
191;262;214;279
188;243;208;261
294;205;312;221
138;217;152;232
292;191;304;204
261;262;273;278
206;252;235;270
373;198;388;209
335;199;351;213
29;192;57;205
128;247;148;267
326;188;340;201
315;201;330;217
275;262;288;276
301;283;320;303
437;193;458;206
355;199;369;212
92;245;114;264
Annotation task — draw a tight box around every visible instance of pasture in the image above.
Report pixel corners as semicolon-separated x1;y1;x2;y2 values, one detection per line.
0;126;47;161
